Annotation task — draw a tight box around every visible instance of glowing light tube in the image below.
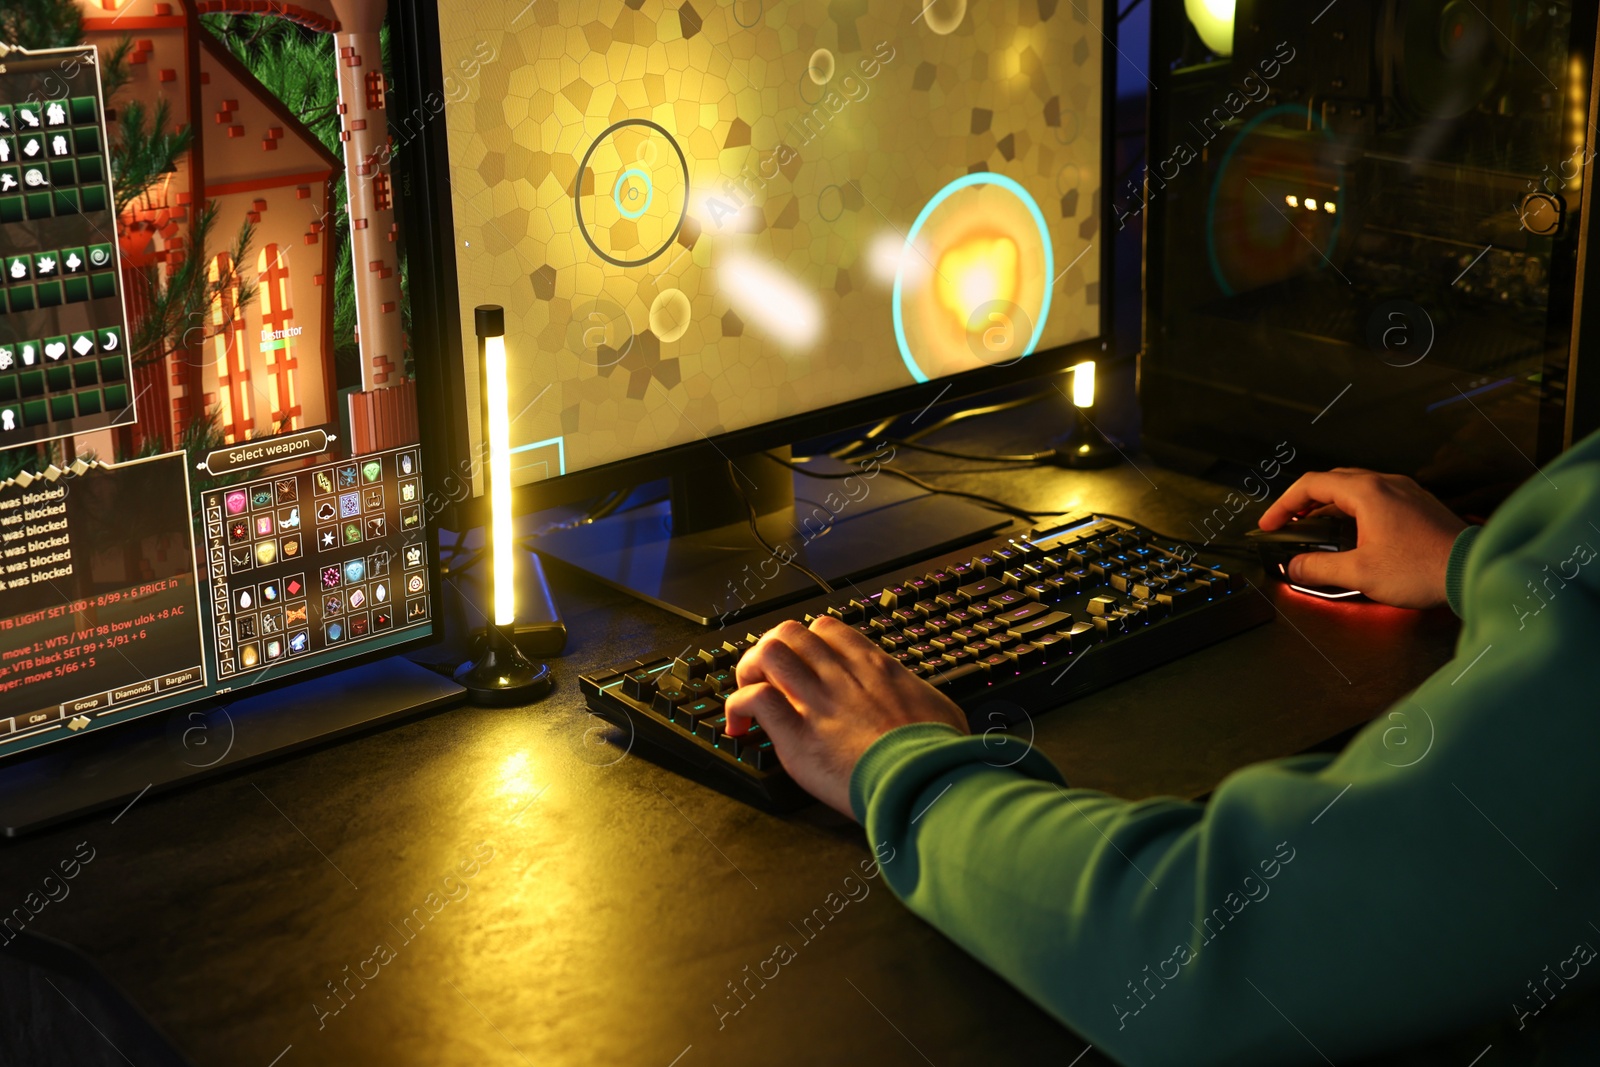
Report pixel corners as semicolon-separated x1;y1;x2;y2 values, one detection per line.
476;306;515;627
1072;359;1095;408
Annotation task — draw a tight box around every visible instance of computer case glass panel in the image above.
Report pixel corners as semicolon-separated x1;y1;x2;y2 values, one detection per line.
1139;0;1597;502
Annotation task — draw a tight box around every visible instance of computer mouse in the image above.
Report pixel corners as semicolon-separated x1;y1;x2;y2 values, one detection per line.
1245;516;1364;599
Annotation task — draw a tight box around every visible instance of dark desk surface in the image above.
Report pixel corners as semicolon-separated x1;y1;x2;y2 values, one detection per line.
0;421;1463;1067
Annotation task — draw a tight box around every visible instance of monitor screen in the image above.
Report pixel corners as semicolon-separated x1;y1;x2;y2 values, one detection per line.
0;15;434;760
424;0;1106;489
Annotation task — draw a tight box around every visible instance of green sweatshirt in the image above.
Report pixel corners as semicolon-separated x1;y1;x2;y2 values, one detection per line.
850;430;1600;1066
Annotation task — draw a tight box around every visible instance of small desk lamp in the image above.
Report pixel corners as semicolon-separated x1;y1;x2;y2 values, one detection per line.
454;305;553;705
1053;359;1120;468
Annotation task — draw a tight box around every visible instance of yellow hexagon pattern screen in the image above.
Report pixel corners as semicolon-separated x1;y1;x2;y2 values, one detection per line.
436;0;1103;484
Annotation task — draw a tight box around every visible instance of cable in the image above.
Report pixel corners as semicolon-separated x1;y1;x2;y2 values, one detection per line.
882;438;1056;464
726;460;834;595
817;385;1058;462
760;452;1068;523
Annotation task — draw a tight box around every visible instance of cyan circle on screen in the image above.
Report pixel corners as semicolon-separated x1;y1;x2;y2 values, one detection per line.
892;172;1054;384
614;167;654;220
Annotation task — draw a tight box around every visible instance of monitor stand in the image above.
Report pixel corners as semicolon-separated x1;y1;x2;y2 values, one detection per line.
0;656;464;837
535;448;1010;626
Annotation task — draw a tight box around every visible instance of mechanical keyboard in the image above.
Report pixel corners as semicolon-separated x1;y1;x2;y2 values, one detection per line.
579;514;1274;809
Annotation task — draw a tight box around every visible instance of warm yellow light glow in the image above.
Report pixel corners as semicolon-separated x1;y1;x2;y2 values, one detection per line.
484;333;516;627
1183;0;1235;56
1072;359;1095;408
1285;194;1299;208
1305;198;1318;211
496;750;537;805
1324;201;1336;214
935;234;1020;332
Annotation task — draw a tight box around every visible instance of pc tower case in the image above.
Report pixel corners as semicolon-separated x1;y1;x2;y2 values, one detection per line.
1138;0;1600;503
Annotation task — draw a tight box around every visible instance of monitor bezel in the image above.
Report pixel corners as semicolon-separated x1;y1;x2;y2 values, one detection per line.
391;0;1117;527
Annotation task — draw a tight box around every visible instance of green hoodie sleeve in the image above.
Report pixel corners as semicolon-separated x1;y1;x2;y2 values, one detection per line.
851;433;1600;1066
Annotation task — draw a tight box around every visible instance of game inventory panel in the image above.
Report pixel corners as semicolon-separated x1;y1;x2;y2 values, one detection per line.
0;44;133;447
202;446;430;680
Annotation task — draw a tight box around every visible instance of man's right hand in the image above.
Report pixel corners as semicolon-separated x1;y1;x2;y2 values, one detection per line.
1258;469;1468;609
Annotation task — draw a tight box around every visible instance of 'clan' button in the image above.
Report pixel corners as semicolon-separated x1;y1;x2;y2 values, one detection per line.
16;708;61;731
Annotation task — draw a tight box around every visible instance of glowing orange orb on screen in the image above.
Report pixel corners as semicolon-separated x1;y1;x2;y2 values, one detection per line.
935;234;1020;335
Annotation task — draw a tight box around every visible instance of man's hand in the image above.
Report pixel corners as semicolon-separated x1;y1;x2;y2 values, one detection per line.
724;617;970;818
1259;468;1467;609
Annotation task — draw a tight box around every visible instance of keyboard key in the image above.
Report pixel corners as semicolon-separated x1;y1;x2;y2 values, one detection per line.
994;600;1051;626
699;646;735;668
1063;620;1096;649
827;603;863;623
939;647;976;667
1028;579;1068;603
906;642;940;661
1007;610;1072;639
1093;611;1131;637
1086;596;1118;616
977;652;1015;675
1005;642;1045;669
622;669;659;701
1156;583;1204;610
1132;577;1168;599
750;739;779;770
1204;568;1243;592
988;589;1029;611
957;577;1003;603
652;687;691;714
912;598;942;619
725;722;764;758
680;699;721;728
925;569;958;591
879;633;909;652
673;655;709;680
877;584;913;610
683;679;715;700
695;713;728;744
705;669;737;693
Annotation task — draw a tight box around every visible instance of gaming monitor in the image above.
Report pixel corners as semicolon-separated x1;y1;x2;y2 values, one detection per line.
397;0;1114;519
0;12;439;769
